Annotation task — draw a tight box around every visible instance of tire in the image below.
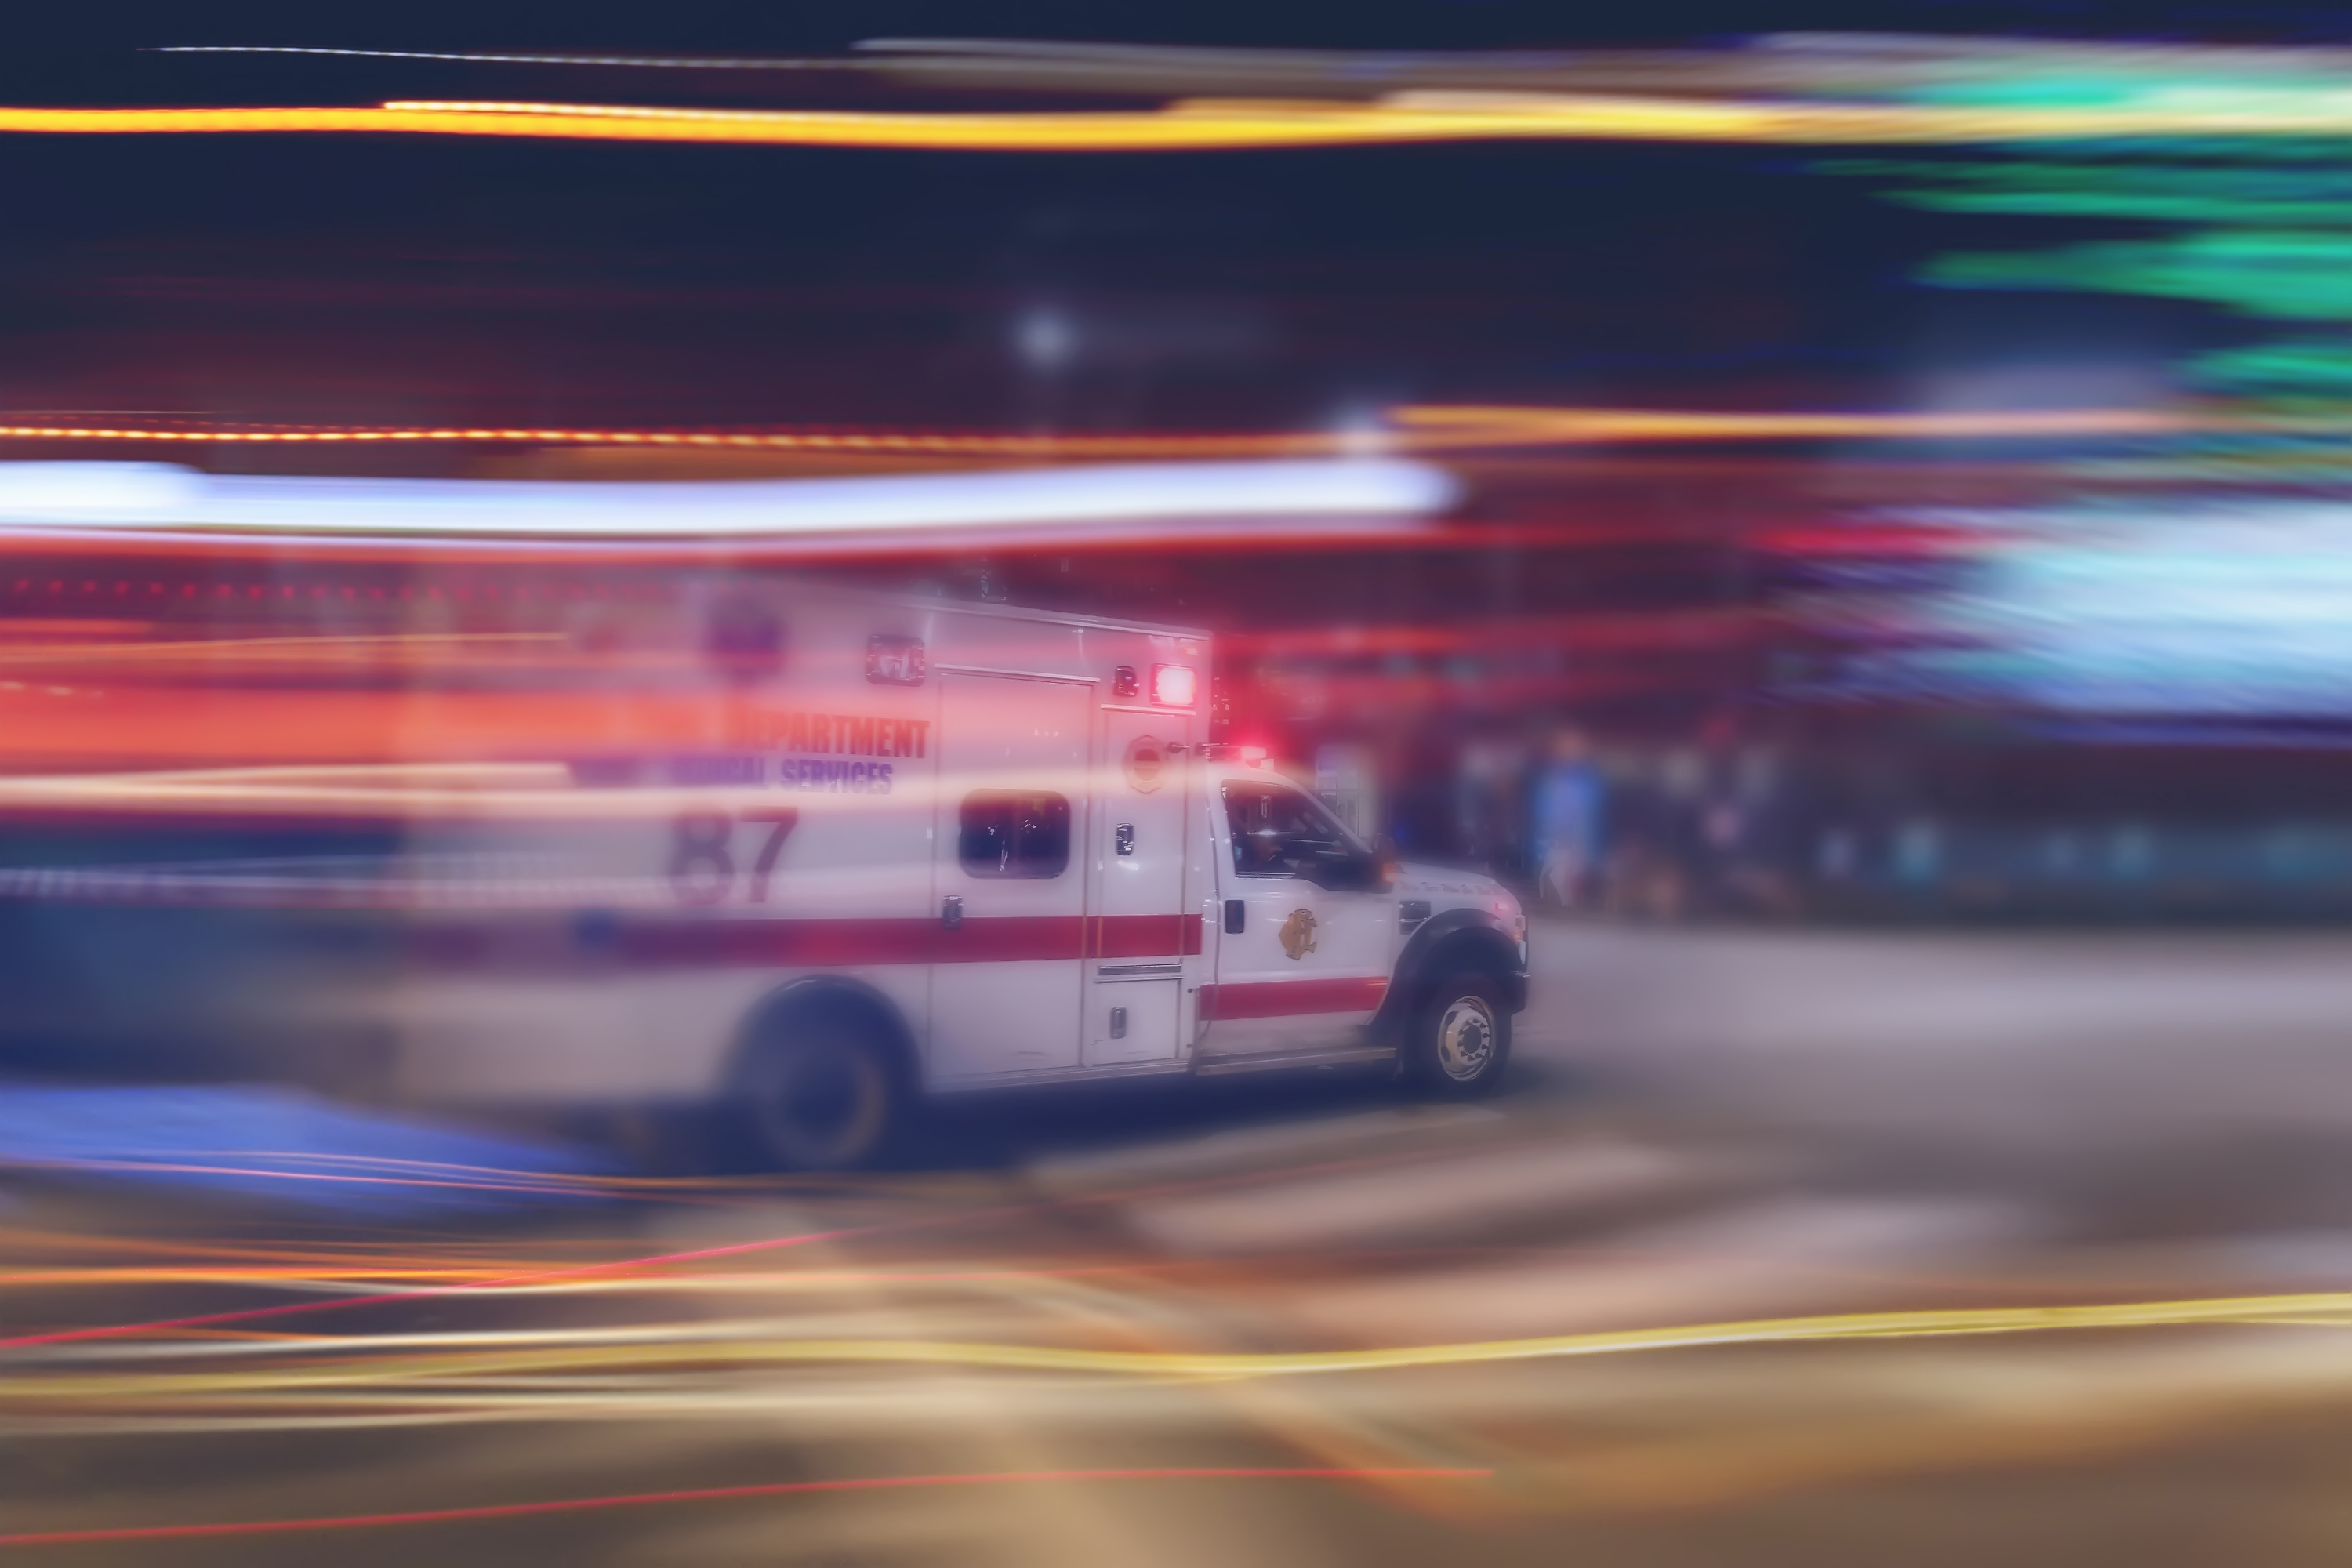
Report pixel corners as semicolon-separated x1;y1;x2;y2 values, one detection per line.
1403;973;1511;1098
740;1004;904;1171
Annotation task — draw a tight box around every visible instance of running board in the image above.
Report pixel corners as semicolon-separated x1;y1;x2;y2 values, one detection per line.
1190;1044;1399;1078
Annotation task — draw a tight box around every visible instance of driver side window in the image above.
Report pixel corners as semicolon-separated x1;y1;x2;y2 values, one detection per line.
1224;782;1363;881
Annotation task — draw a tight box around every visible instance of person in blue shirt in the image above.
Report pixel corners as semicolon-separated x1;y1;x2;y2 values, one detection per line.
1534;730;1606;909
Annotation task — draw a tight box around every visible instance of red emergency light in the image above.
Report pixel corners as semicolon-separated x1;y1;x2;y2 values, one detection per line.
1150;664;1197;707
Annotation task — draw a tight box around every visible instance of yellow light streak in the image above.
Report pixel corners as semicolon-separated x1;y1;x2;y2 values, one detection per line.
0;760;731;821
14;1292;2352;1403
2;1269;500;1289
0;93;2347;148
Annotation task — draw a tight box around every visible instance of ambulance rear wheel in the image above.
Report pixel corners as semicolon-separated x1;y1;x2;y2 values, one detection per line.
1403;974;1511;1098
742;1008;902;1171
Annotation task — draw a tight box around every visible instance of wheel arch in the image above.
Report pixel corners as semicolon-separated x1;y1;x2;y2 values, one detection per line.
1372;909;1526;1040
726;975;921;1098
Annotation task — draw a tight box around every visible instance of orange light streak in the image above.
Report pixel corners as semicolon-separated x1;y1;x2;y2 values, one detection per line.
5;1266;518;1287
0;1221;875;1349
0;92;2350;149
0;404;2227;462
0;684;853;770
1385;403;2211;443
2;1143;1457;1350
0;421;1331;457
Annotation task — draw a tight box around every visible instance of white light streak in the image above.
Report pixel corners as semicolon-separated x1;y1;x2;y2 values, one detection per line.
1907;499;2352;716
0;459;1455;545
151;46;844;71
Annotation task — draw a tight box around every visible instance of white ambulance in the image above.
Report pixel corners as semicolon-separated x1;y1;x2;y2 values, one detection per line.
5;580;1529;1169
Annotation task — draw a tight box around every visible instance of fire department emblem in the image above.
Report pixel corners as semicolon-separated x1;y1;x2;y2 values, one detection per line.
1279;908;1319;960
1123;735;1167;793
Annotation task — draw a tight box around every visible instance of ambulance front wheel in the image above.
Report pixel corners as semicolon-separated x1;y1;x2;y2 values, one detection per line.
1403;974;1512;1098
740;1005;905;1171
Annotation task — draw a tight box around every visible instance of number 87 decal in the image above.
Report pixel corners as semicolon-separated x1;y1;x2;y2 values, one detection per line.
670;809;800;906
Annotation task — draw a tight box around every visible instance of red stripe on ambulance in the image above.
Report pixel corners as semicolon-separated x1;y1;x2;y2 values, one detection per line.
413;913;1204;970
1196;977;1388;1021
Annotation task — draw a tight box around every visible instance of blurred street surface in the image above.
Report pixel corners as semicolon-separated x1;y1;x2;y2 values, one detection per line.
14;916;2352;1563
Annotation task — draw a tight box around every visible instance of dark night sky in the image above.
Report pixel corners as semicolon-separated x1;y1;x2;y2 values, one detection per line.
0;5;2299;437
25;3;2352;53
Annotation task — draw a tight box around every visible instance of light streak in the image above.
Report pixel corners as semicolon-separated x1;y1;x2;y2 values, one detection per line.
0;1236;2098;1303
1224;609;1764;658
0;405;2233;470
14;1291;2352;1401
0;459;1455;541
0;1467;1492;1548
5;93;2352;147
1;1261;1178;1294
151;46;846;70
1384;403;2209;442
0;422;1335;455
0;762;654;819
0;1228;544;1266
0;630;565;668
0;1225;873;1350
0;1144;1461;1350
4;1267;504;1290
79;1147;750;1192
0;1154;641;1201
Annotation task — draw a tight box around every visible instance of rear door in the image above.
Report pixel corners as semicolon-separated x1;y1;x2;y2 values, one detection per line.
1202;779;1395;1058
1084;712;1193;1066
928;673;1091;1081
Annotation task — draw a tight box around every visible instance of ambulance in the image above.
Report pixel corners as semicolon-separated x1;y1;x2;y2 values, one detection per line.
0;579;1530;1169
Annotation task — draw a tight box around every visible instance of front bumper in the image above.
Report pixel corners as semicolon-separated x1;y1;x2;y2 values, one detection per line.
1501;966;1529;1014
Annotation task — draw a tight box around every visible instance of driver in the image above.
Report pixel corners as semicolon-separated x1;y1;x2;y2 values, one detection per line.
1244;826;1287;872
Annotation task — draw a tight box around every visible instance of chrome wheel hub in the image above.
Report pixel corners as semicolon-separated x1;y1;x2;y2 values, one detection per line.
1435;994;1497;1081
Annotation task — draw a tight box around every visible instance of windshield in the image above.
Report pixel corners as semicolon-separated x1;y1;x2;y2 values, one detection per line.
1224;779;1368;879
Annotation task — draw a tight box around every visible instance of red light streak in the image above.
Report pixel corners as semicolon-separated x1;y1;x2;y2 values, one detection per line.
0;1222;874;1349
0;1143;1458;1349
0;1468;1493;1548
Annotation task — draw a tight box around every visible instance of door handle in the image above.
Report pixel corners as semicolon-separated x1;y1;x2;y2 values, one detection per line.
1223;898;1245;935
942;895;964;930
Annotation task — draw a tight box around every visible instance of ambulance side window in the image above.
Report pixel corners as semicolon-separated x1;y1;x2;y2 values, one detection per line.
959;790;1071;878
1223;782;1361;880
